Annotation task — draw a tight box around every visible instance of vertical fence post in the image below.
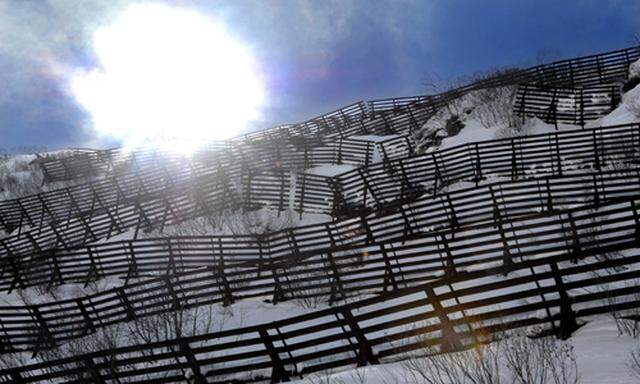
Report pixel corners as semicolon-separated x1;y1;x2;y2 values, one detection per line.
431;153;442;195
489;186;513;269
1;240;24;292
84;246;100;288
8;370;24;384
216;245;235;307
270;265;287;305
565;212;582;263
357;168;379;208
359;215;374;244
592;174;601;207
549;261;579;339
473;143;482;185
424;286;462;352
400;205;415;240
124;242;138;284
326;250;346;305
593;128;601;171
82;356;105;384
539;178;552;212
611;85;620;110
407;106;420;136
259;326;291;383
339;308;379;366
286;229;300;260
179;341;207;384
631;200;640;242
511;138;518;180
163;275;182;311
379;244;398;292
116;287;136;322
579;87;585;128
328;178;345;217
441;194;459;231
436;233;456;276
398;161;414;201
553;89;559;130
381;113;395;135
30;305;53;356
520;84;528;125
76;298;95;336
596;55;604;83
297;173;307;217
554;132;563;177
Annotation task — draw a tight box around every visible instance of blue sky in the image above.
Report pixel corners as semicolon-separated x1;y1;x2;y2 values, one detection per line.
1;0;639;151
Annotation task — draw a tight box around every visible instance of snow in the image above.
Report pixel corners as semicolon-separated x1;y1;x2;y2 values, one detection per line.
4;54;640;382
0;277;126;306
430;117;579;152
434;119;491;150
288;318;640;384
349;134;401;143
306;164;357;176
595;85;640;127
596;102;637;127
592;58;640;127
416;85;582;154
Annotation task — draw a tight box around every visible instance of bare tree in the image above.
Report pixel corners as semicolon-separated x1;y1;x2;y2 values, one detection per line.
504;332;580;384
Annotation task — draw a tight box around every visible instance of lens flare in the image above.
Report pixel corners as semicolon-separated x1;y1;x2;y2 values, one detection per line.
71;3;265;150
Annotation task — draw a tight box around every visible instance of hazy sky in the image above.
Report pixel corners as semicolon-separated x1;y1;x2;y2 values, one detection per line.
1;0;639;150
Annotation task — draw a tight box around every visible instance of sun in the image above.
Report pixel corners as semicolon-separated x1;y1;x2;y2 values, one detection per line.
71;3;265;150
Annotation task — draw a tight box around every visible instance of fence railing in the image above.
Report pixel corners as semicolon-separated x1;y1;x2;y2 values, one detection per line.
0;192;638;352
331;122;640;214
2;45;640;384
7;168;640;293
514;84;621;128
1;135;384;232
0;91;431;233
35;135;395;185
2;216;640;381
35;45;640;186
369;45;640;116
3;123;640;269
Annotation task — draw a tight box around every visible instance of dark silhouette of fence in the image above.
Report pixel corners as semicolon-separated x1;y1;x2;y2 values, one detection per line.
5;168;640;292
2;44;640;383
35;45;640;185
0;175;639;355
3;123;640;273
369;45;640;116
514;84;621;128
3;229;640;382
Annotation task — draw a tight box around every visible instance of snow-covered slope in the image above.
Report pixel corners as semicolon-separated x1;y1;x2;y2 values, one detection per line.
3;49;640;383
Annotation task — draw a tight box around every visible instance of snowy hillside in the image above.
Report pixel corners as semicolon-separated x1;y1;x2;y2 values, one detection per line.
2;46;640;384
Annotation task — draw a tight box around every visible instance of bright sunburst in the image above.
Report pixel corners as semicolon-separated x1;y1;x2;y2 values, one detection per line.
71;3;265;150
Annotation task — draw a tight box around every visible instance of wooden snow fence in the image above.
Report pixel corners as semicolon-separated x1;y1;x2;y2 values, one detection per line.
38;45;640;183
3;222;640;381
369;45;640;117
2;182;640;355
3;123;640;269
514;84;621;128
3;167;640;290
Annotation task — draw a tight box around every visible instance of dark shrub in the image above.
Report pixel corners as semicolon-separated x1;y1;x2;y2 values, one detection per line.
623;76;640;93
445;115;465;136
